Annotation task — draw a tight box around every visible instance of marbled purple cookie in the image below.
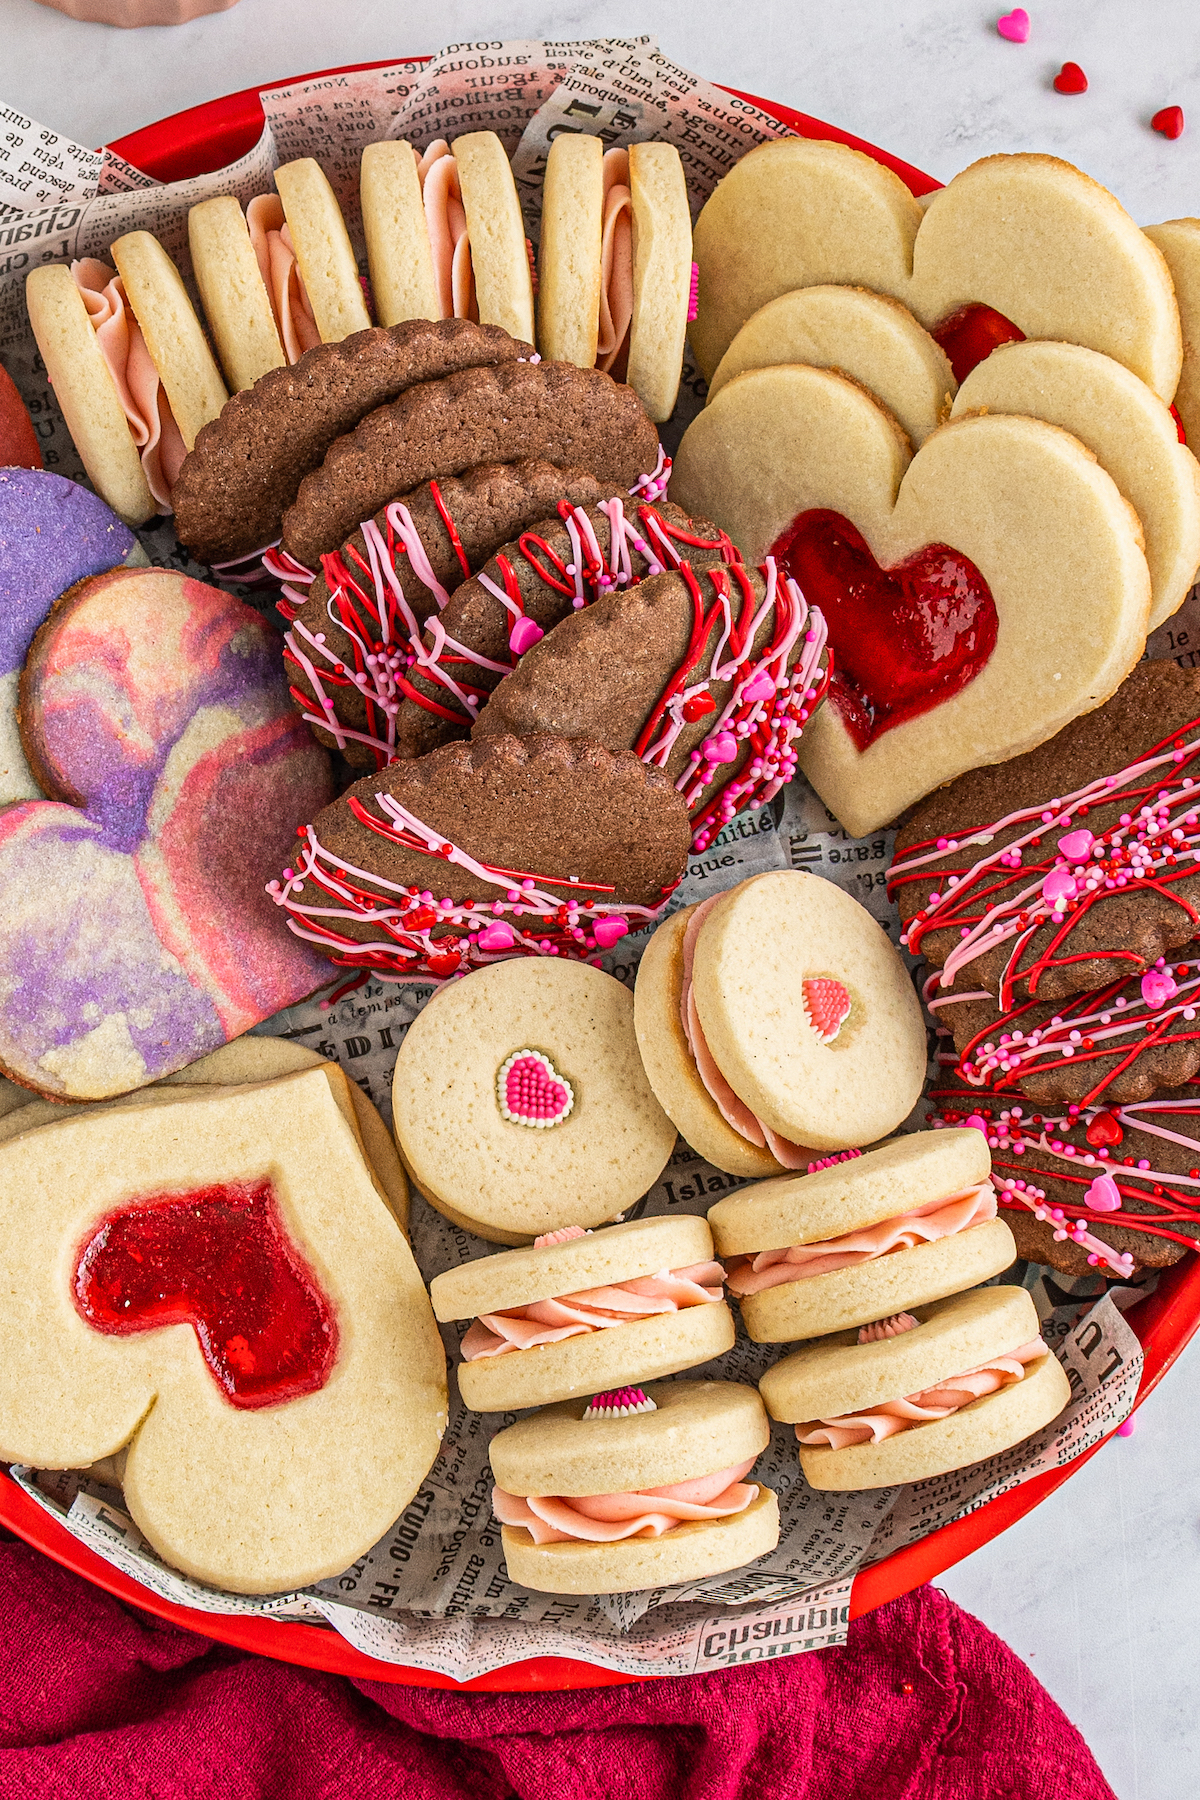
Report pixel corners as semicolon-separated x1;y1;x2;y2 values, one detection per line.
0;467;143;805
1;566;334;1101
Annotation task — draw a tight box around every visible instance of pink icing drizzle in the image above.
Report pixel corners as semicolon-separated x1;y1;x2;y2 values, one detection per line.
492;1456;758;1543
596;148;633;375
725;1181;998;1294
798;1337;1049;1450
71;258;185;511
460;1260;725;1359
245;193;321;366
419;141;478;322
680;894;812;1168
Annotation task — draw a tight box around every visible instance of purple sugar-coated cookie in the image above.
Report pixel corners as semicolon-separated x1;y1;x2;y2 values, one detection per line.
0;468;137;677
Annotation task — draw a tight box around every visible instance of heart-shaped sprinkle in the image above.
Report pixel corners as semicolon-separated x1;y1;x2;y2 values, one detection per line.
1152;105;1185;139
681;690;716;722
997;8;1030;42
1053;61;1088;94
741;669;777;704
803;976;852;1043
593;914;630;949
497;1049;575;1128
1057;827;1094;861
964;1113;990;1134
702;730;739;764
1085;1172;1122;1212
477;921;516;952
509;616;544;656
583;1386;658;1419
1085;1110;1124;1149
1041;866;1077;906
1140;967;1178;1008
426;949;462;978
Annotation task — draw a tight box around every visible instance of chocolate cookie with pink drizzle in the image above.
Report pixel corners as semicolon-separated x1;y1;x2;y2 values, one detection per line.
431;1215;734;1412
487;1380;779;1595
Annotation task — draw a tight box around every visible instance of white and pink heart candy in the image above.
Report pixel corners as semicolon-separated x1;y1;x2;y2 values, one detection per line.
496;1049;575;1128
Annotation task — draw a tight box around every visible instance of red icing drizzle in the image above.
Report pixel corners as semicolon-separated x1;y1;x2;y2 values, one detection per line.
73;1180;338;1410
932;303;1026;384
769;510;997;751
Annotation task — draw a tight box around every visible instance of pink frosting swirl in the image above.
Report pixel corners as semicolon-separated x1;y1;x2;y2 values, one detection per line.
245;193;321;366
418;141;478;322
71;258;185;511
492;1456;759;1544
725;1181;998;1295
798;1337;1049;1450
680;895;812;1168
596;148;634;376
460;1260;725;1359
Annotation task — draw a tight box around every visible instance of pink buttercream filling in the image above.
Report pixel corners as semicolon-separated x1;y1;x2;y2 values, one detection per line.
418;141;478;323
725;1182;998;1295
680;895;811;1169
71;257;185;511
596;148;634;376
798;1338;1049;1451
460;1260;725;1359
245;193;321;366
492;1456;759;1544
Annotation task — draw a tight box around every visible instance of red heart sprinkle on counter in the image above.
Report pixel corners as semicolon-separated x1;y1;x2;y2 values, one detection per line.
1152;106;1185;139
1053;62;1088;94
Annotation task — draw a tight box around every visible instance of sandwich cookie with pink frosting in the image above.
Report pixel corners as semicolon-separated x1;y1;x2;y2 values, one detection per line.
634;871;928;1176
361;133;536;347
26;234;228;526
709;1129;1016;1343
488;1379;779;1594
537;134;692;422
431;1215;734;1411
759;1286;1071;1491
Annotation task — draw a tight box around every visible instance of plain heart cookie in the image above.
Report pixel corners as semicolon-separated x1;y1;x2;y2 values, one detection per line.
0;1067;446;1593
690;140;1181;400
671;364;1151;836
1;566;333;1101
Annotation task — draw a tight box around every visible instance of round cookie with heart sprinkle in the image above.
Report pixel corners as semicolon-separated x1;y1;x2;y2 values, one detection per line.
392;958;678;1244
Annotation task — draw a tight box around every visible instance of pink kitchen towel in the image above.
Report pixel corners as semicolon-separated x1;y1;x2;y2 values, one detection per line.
0;1530;1114;1799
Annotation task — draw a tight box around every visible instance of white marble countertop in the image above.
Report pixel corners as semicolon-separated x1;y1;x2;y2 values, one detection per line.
3;1;1199;1792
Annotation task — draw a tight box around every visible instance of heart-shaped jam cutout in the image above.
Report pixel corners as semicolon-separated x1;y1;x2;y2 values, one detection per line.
73;1179;338;1409
771;511;998;751
932;303;1026;383
497;1049;575;1128
803;977;852;1044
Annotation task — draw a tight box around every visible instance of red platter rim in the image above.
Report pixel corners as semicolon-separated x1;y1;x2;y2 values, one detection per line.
1;56;1191;1693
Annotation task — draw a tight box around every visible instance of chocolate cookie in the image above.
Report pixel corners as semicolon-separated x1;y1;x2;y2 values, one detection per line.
280;360;663;569
933;948;1200;1105
269;732;690;981
927;1075;1200;1275
283;461;618;767
389;496;736;762
471;561;830;850
172;319;529;565
890;663;1200;1009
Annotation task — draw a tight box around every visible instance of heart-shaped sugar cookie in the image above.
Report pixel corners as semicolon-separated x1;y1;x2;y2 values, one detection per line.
671;364;1151;836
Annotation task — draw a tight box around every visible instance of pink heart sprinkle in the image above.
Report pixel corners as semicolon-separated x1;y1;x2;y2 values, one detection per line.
593;915;629;949
1085;1173;1122;1212
1057;827;1094;861
964;1114;989;1134
703;731;739;764
478;921;516;952
996;7;1030;42
1041;867;1076;904
509;616;544;656
741;669;776;704
1140;969;1178;1008
499;1050;573;1127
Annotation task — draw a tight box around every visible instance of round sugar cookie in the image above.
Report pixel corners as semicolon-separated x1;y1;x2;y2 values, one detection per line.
109;231;228;451
634;906;795;1179
453;131;536;347
707;286;955;447
1145;219;1200;452
24;264;155;527
361;140;440;328
188;194;287;392
952;339;1200;631
392;958;677;1243
273;158;372;345
490;1377;770;1494
627;141;692;424
689;871;926;1154
433;1213;715;1318
538;132;604;368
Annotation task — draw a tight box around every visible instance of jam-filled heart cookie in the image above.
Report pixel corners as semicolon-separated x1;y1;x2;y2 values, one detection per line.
0;1067;446;1593
672;365;1151;835
270;732;689;983
1;566;332;1101
393;958;677;1244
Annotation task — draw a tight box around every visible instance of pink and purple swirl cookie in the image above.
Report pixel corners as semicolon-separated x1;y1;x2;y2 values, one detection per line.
1;566;333;1100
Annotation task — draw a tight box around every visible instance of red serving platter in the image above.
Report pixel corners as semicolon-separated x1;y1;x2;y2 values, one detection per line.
2;56;1197;1693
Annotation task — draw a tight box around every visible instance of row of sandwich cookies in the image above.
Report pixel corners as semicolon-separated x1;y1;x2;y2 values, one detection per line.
26;130;691;531
432;1131;1071;1592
